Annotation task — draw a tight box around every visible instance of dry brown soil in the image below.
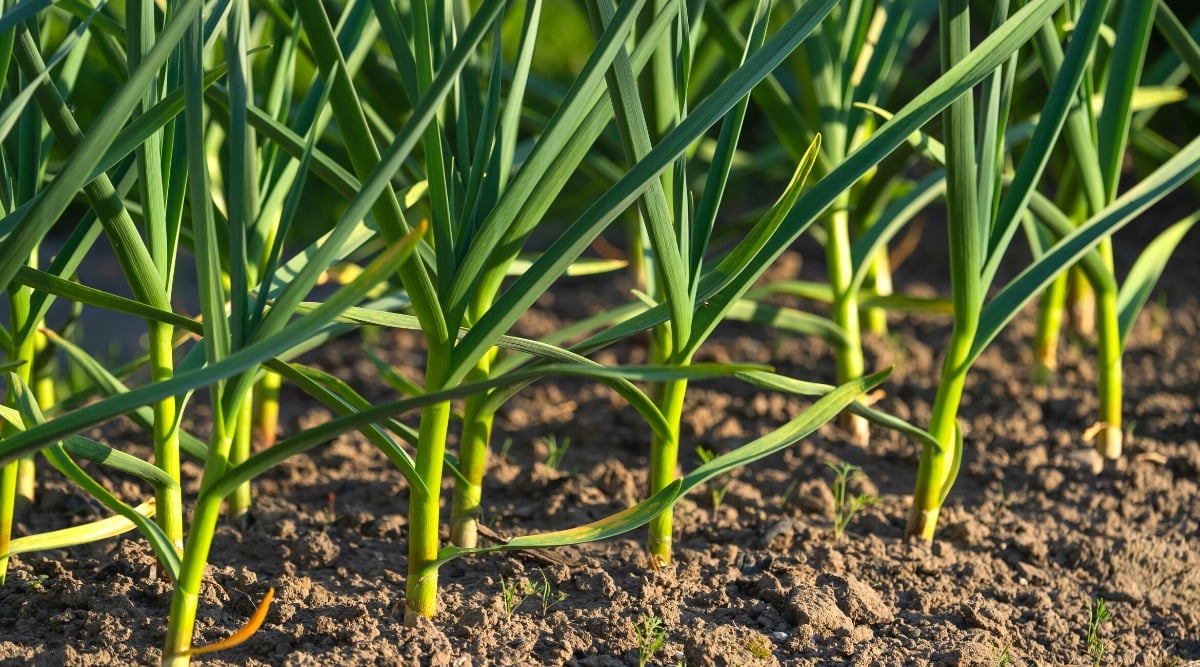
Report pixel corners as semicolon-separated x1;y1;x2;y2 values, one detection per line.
1;242;1198;666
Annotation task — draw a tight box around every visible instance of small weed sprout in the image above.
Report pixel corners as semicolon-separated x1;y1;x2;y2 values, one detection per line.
991;640;1015;667
1087;597;1111;667
991;482;1010;516
497;437;514;462
498;574;530;618
635;614;668;667
529;569;567;617
322;492;337;524
744;634;773;659
539;435;571;470
695;446;731;515
778;479;800;508
826;461;879;539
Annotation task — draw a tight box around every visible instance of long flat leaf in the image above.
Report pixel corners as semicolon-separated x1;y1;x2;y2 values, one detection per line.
571;0;1065;359
0;0;204;296
413;368;888;572
1115;214;1198;347
7;375;182;579
0;501;156;560
0;223;426;468
970;134;1200;365
447;0;841;383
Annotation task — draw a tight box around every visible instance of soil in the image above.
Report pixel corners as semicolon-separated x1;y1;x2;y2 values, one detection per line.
1;232;1199;666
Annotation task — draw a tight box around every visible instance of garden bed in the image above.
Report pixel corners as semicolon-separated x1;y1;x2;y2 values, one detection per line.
1;254;1196;666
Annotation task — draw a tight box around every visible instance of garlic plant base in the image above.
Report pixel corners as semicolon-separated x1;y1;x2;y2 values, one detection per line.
840;412;870;447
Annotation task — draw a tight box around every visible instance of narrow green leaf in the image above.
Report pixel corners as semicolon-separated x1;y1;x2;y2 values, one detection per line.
448;0;841;382
1096;0;1156;202
7;374;182;579
0;0;204;296
680;368;890;490
0;501;155;560
725;300;849;348
971;134;1200;365
0;223;427;468
684;137;821;356
1115;214;1198;347
429;479;684;569
735;369;941;452
1155;1;1200;87
41;328;208;461
591;0;692;349
573;0;1065;360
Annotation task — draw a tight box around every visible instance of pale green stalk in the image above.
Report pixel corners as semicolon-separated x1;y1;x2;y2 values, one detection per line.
129;0;188;557
147;324;183;553
5;24;46;541
394;0;461;620
1030;0;1158;459
647;356;689;562
801;16;870;444
1033;271;1067;384
1067;266;1096;334
0;283;37;584
449;347;496;547
163;422;235;665
587;0;690;565
0;460;18;583
827;197;869;444
291;0;512;622
907;0;979;541
228;392;253;526
405;352;453;622
1031;186;1085;383
861;249;893;335
162;12;235;660
448;0;658;549
10;22;187;553
13;272;40;512
256;371;282;448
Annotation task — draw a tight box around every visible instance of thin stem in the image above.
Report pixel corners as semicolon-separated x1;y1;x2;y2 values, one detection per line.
405;346;453;623
647;354;689;564
256;370;282;448
1;277;38;583
1067;266;1095;335
827;202;868;444
228;391;254;526
861;247;893;335
907;328;973;540
1033;271;1067;385
907;0;979;542
149;322;184;554
162;400;238;662
449;348;497;548
1093;262;1122;459
0;463;16;584
14;457;34;512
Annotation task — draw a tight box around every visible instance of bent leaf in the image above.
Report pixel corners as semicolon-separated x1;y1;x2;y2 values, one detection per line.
7;374;182;580
972;133;1200;365
180;588;275;657
681;369;890;491
0;501;156;559
1116;213;1198;346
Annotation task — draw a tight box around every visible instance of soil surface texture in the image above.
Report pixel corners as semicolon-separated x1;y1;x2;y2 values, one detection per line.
1;238;1198;666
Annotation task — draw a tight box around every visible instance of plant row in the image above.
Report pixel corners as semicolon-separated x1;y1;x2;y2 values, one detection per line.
0;0;1196;663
